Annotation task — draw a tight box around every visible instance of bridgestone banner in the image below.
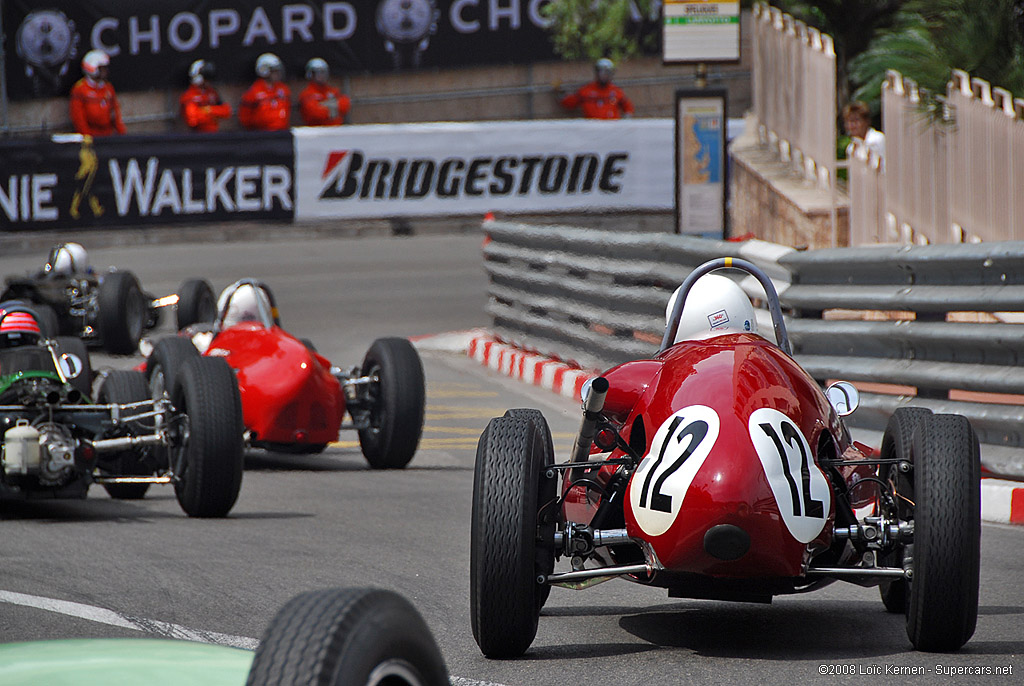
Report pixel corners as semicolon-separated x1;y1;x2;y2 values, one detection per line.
0;132;294;230
294;119;674;219
3;1;659;100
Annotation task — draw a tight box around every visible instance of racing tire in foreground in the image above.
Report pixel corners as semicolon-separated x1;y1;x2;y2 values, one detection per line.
246;588;448;686
357;337;425;469
502;408;558;607
53;336;93;399
146;336;201;400
96;370;154;499
906;413;980;652
97;270;147;355
471;415;556;658
171;356;244;518
176;279;217;330
877;406;933;613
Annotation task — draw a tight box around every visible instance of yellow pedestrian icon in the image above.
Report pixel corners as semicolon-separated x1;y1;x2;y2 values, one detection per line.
70;135;104;219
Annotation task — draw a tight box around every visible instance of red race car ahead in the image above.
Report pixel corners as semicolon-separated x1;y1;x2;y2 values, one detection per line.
143;279;425;469
471;258;981;657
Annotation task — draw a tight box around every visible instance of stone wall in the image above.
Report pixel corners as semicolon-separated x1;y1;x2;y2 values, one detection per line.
728;121;849;249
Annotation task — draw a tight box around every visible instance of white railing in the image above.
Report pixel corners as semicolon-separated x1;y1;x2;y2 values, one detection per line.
849;70;1024;245
752;2;836;190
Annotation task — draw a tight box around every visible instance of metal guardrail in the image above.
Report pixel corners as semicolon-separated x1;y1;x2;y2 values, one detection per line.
483;222;1024;476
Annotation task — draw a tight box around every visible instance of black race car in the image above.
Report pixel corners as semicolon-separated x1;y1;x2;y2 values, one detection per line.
1;246;216;354
0;304;244;517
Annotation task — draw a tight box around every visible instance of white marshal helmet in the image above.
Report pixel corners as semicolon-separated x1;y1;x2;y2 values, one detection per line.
255;53;284;79
596;57;614;72
305;57;329;80
81;50;110;77
665;274;758;344
189;59;214;85
217;283;271;329
48;242;89;276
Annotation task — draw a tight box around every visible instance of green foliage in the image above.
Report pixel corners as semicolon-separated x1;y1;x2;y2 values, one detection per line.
541;0;658;62
769;1;906;105
849;0;1024;114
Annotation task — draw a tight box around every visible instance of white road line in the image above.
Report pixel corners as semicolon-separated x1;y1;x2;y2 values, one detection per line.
0;590;258;650
0;590;509;686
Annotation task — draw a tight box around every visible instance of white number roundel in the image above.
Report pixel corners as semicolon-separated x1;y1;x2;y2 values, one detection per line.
628;405;720;537
747;407;831;543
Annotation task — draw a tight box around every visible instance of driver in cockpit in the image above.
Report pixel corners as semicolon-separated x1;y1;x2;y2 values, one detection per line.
666;274;759;344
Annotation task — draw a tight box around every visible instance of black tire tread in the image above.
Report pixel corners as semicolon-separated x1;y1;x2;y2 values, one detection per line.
357;337;425;469
176;279;217;330
146;336;201;398
878;406;932;613
97;271;145;355
172;356;244;518
246;588;448;686
470;416;555;658
906;413;980;652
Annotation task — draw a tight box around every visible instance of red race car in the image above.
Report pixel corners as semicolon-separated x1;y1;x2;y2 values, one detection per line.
143;279;425;469
471;258;980;657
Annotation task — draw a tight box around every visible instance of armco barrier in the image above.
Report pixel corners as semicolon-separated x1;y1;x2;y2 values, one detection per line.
483;222;1024;477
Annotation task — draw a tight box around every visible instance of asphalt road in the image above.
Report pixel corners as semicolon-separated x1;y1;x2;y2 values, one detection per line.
1;235;1022;685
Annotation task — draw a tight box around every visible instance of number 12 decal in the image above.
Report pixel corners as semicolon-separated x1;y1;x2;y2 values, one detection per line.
748;408;831;543
629;405;720;537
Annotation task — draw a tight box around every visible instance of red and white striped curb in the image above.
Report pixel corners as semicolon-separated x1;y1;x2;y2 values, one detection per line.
467;335;596;400
981;479;1024;525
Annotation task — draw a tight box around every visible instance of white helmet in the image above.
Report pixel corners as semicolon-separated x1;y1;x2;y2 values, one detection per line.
305;57;329;80
596;58;614;72
189;59;215;85
48;242;88;276
255;53;283;79
666;274;758;344
217;283;271;329
82;50;110;78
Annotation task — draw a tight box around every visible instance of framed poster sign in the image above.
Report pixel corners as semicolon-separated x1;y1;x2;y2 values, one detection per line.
675;88;726;237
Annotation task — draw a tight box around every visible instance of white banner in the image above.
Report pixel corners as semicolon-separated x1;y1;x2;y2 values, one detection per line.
294;119;674;220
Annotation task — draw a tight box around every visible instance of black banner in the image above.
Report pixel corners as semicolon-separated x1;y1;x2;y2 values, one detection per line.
3;1;647;100
0;131;295;229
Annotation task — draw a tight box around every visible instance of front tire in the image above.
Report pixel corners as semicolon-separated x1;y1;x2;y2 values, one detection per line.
357;338;425;469
906;413;980;652
96;370;153;499
97;271;147;355
246;588;448;686
878;406;932;613
171;357;244;518
146;336;201;400
471;415;556;658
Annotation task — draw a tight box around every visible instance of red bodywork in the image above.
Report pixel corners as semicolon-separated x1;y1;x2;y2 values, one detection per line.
563;333;876;590
205;323;346;446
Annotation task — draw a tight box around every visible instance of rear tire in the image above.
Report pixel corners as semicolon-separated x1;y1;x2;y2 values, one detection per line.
357;338;425;469
471;415;556;658
176;279;217;330
97;271;147;355
96;370;153;499
906;413;980;652
171;357;244;518
878;407;932;613
246;588;448;686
